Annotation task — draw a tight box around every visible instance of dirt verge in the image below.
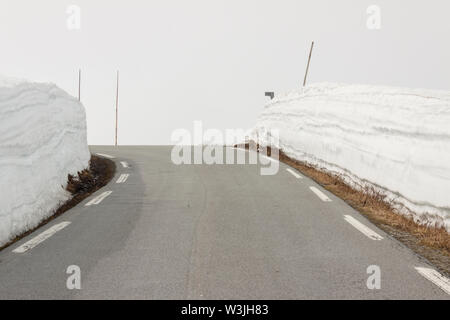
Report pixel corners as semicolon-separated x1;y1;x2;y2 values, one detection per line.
0;155;116;251
236;142;450;276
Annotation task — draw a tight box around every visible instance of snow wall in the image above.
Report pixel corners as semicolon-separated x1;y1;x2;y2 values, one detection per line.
252;83;450;232
0;76;90;246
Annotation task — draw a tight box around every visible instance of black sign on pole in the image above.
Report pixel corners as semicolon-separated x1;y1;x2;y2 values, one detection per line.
265;92;275;100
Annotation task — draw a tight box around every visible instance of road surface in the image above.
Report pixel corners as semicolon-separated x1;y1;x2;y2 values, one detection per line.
0;146;448;299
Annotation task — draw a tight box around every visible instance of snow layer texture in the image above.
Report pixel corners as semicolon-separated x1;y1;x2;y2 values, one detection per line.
252;83;450;231
0;76;90;246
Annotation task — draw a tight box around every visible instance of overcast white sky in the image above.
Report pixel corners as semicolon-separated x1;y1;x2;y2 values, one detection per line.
1;0;449;145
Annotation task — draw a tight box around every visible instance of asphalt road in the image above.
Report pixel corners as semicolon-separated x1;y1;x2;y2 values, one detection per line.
0;146;448;299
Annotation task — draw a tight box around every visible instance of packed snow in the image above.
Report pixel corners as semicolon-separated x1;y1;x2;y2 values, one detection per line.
252;83;450;231
0;75;90;247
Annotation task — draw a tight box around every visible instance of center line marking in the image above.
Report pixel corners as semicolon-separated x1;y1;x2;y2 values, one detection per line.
286;168;303;179
96;153;115;159
309;186;332;202
85;191;113;206
415;267;450;295
120;161;129;168
12;222;71;253
116;174;130;184
343;215;384;240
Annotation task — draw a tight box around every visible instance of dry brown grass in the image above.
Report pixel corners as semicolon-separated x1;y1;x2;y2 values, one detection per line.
67;155;115;196
237;142;450;275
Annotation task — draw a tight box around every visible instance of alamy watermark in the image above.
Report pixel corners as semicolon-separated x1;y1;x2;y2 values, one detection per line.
66;5;81;31
366;5;381;30
66;265;81;290
366;265;381;290
170;121;280;176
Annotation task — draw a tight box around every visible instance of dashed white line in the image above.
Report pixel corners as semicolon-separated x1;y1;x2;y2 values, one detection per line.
309;186;332;202
12;222;71;253
85;191;113;206
96;153;115;159
415;267;450;295
116;174;130;184
343;215;384;240
120;161;130;168
286;168;303;179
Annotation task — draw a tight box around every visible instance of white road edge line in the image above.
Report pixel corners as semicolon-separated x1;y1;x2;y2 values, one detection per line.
286;168;303;179
12;222;71;253
343;215;384;240
260;154;279;163
120;161;129;168
85;191;113;206
229;147;278;160
309;186;332;202
415;267;450;295
227;147;280;165
96;153;115;159
116;174;130;184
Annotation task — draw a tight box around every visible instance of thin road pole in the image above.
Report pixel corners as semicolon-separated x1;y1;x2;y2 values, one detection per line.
115;70;119;147
303;41;314;87
78;69;81;101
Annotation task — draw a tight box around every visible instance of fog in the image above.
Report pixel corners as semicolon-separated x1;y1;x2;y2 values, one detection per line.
1;0;449;144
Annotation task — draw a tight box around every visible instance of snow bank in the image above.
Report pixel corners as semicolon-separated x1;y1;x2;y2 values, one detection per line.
252;83;450;231
0;76;90;247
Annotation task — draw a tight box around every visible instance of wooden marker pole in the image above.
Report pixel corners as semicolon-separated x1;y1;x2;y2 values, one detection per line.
115;71;119;147
78;69;81;101
303;41;314;87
